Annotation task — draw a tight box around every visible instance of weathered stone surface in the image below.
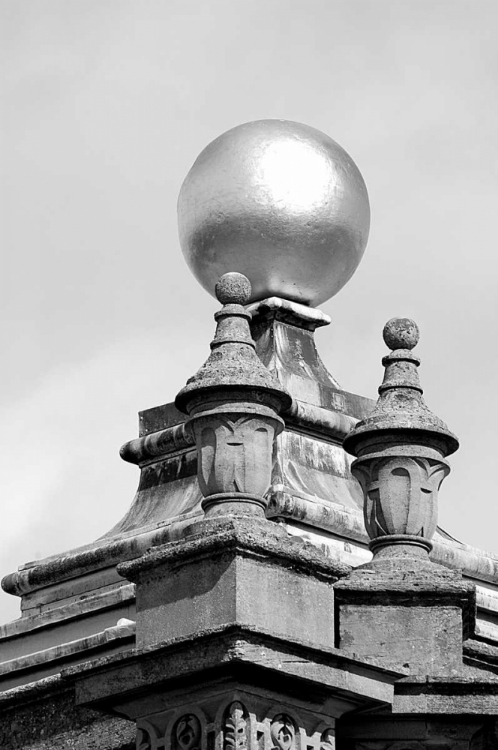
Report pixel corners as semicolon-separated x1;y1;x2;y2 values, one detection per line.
249;297;373;419
176;274;291;413
344;318;458;559
393;674;498;714
175;274;291;518
335;559;475;675
66;625;404;718
0;675;134;749
338;714;491;749
118;515;349;650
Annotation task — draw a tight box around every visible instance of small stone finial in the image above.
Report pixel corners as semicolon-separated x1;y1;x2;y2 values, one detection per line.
343;319;458;561
383;317;419;351
215;272;252;306
175;272;291;519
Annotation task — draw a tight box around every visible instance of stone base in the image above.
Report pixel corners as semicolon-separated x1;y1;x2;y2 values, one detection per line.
334;557;475;676
65;625;404;749
118;515;350;651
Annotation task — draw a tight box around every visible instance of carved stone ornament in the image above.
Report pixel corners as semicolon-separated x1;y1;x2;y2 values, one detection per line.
136;697;335;750
136;719;160;750
175;273;291;517
224;701;248;750
343;318;458;558
353;454;449;550
320;728;335;750
270;714;297;750
174;714;202;750
190;409;282;508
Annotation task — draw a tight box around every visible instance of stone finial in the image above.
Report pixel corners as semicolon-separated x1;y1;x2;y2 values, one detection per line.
382;317;419;351
343;318;458;559
176;273;291;518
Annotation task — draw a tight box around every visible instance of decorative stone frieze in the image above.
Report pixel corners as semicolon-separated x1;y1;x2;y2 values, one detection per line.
134;695;337;750
175;273;291;518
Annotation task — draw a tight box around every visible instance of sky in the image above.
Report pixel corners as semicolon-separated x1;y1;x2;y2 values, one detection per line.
1;0;497;624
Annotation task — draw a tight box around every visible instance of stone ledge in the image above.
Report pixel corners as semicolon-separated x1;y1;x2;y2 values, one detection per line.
393;674;498;714
62;622;406;717
0;584;135;643
334;562;476;606
118;515;351;584
0;622;135;679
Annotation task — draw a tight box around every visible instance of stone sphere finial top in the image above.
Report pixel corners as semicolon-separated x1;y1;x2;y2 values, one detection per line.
215;272;252;306
178;119;370;307
383;318;420;351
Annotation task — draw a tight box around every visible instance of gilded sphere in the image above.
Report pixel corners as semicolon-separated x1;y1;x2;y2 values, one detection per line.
178;120;370;307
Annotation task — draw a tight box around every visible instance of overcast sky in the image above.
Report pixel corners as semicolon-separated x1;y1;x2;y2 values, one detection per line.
1;1;497;624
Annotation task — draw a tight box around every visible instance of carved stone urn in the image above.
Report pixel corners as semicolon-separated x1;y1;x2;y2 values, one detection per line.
176;272;291;517
343;318;459;558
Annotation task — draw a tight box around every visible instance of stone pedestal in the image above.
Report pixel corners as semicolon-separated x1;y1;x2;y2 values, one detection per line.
65;517;404;749
120;516;345;652
334;557;475;676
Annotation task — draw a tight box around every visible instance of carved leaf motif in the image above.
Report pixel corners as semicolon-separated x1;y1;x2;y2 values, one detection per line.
320;727;335;750
136;721;159;750
137;728;152;750
355;455;447;541
174;714;202;750
195;413;277;497
270;714;296;750
224;701;248;750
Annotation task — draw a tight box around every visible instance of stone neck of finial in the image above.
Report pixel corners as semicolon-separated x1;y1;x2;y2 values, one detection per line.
378;349;422;397
210;303;255;351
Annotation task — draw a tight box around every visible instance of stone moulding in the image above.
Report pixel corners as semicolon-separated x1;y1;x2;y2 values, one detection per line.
63;624;406;719
0;620;135;681
393;675;498;714
119;401;358;467
117;515;351;584
4;497;498;600
120;422;194;465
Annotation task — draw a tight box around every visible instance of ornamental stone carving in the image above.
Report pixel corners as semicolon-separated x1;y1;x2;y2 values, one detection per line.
135;695;335;750
320;729;335;750
224;701;248;750
353;454;449;545
343;318;458;558
173;714;202;750
191;412;282;504
176;273;291;518
270;714;296;750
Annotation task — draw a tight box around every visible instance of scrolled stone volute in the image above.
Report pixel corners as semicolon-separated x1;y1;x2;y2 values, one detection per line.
175;273;291;518
343;318;459;559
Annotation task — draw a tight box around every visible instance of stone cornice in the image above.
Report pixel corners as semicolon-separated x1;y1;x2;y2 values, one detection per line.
118;516;351;583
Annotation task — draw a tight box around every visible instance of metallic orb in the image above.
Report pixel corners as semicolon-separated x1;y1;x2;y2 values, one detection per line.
178;119;370;307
